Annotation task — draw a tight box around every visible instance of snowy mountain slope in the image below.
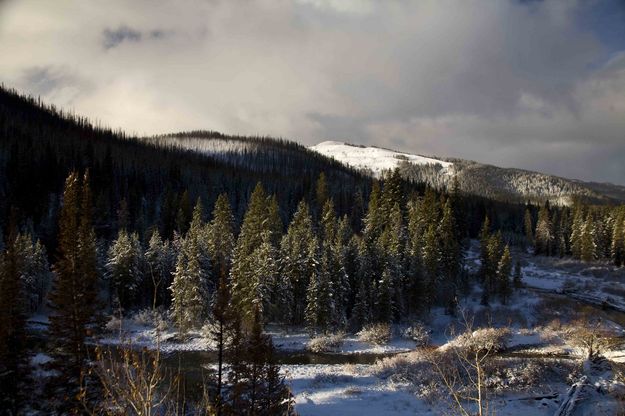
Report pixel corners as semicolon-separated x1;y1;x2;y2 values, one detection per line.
309;141;452;176
145;131;625;206
308;141;625;205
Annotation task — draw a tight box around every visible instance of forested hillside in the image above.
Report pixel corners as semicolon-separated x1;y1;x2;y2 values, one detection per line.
1;86;625;414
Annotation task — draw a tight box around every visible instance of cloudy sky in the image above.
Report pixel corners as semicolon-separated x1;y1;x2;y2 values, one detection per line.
1;0;624;184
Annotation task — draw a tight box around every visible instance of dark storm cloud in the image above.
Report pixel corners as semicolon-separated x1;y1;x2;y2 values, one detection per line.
0;0;624;184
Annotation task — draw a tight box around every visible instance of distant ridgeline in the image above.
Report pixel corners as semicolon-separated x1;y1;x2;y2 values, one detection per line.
0;84;624;269
309;141;625;206
0;85;529;246
399;159;625;206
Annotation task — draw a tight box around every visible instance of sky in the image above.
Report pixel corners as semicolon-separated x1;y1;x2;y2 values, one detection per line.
1;0;624;185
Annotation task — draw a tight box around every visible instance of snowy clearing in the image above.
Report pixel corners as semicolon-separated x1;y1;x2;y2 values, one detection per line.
309;141;452;177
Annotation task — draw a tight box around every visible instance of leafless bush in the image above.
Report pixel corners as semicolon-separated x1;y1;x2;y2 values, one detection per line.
307;332;345;353
357;323;391;345
402;323;430;347
132;308;169;331
309;372;354;387
564;315;620;360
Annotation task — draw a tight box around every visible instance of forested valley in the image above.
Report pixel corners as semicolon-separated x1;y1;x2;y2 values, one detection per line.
2;86;625;415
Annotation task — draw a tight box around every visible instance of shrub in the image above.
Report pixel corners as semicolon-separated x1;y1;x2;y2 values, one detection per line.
357;323;391;345
448;327;511;354
307;333;345;353
105;315;123;334
309;372;354;387
132;308;168;331
402;322;430;347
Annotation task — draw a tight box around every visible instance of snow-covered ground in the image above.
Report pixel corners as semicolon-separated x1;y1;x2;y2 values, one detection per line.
28;243;625;415
309;141;452;177
286;363;433;415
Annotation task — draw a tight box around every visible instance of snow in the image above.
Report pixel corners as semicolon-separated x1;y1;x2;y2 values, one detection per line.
309;141;452;177
285;363;434;415
268;327;416;354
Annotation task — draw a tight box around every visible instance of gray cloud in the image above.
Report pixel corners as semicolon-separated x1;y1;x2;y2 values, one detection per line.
103;26;142;49
0;0;624;184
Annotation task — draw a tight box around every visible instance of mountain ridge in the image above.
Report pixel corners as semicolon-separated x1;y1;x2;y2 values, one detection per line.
307;140;625;205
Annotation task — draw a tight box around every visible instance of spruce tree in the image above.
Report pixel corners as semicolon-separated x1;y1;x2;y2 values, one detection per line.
524;207;534;247
249;231;279;321
170;199;211;336
422;223;439;310
305;249;332;334
106;229;143;310
0;218;28;414
478;216;491;279
580;214;597;262
145;229;175;308
513;259;523;289
279;200;318;325
48;171;100;411
170;236;210;336
375;268;393;324
226;307;294;415
497;245;512;304
15;232;51;313
535;203;553;256
315;171;329;209
379;202;406;318
176;189;192;234
570;202;585;259
211;266;231;415
208;193;235;274
438;199;461;314
611;208;625;267
231;183;273;325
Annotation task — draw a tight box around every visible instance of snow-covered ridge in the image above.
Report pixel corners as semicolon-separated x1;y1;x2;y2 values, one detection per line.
309;141;452;176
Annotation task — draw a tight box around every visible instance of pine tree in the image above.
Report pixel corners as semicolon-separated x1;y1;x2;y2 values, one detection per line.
363;181;383;242
497;245;512;304
176;189;192;234
210;266;231;415
534;203;553;256
226;307;294;415
231;183;273;325
266;195;284;248
580;214;597;262
15;232;52;313
379;202;406;318
249;231;279;321
170;199;211;336
375;268;393;323
170;237;209;336
351;276;370;331
478;216;491;279
611;208;625;267
524;207;534;247
106;229;143;310
331;215;352;326
481;232;503;306
513;260;523;289
315;171;329;209
570;202;585;259
279;200;318;325
0;217;28;414
405;198;425;316
422;223;439;310
145;229;175;308
305;249;332;334
438;199;461;314
208;193;235;274
48;171;100;412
